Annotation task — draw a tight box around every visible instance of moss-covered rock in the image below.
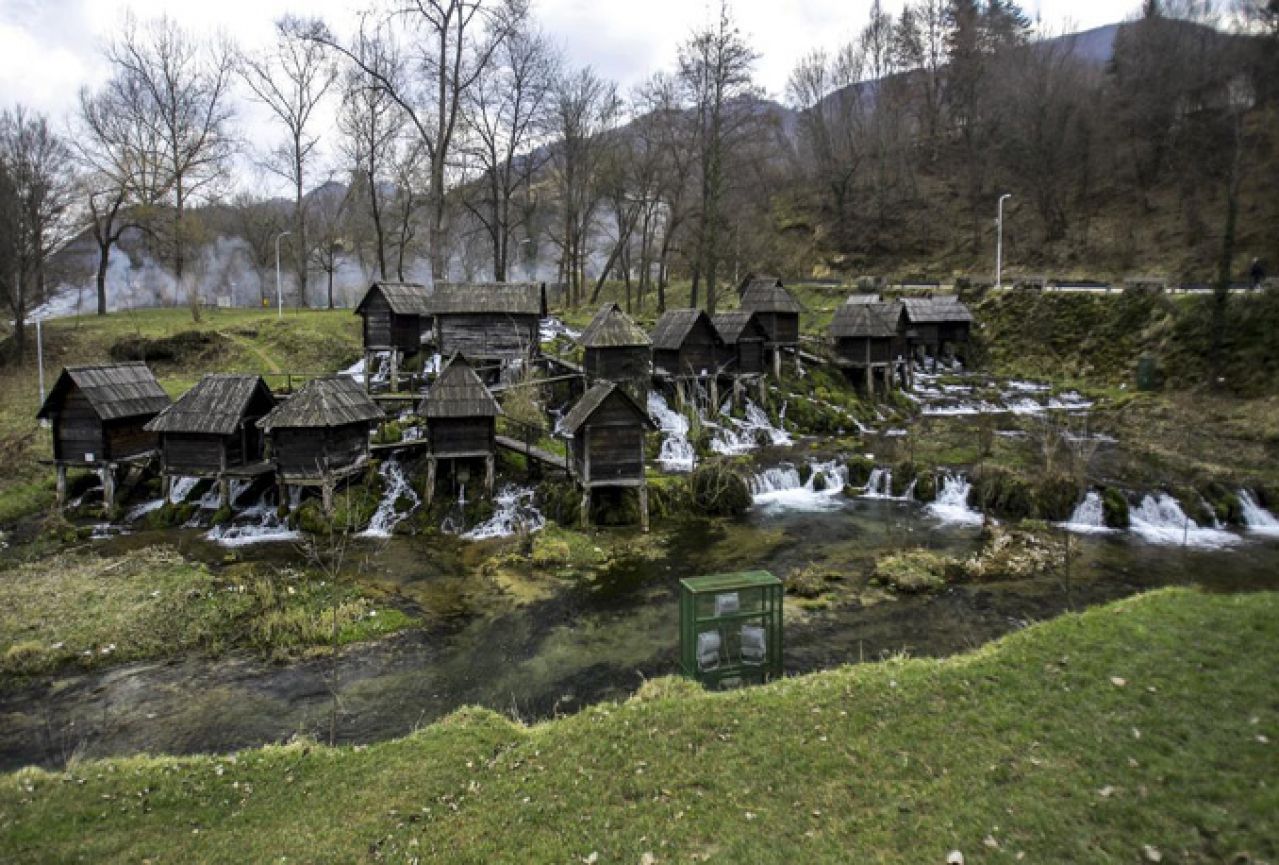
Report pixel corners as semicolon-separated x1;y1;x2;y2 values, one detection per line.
871;549;953;594
785;563;842;598
844;455;875;488
913;470;938;504
688;463;752;517
956;525;1065;582
1199;481;1243;526
1101;487;1130;529
1035;474;1083;522
891;461;918;497
968;465;1034;521
210;505;234;527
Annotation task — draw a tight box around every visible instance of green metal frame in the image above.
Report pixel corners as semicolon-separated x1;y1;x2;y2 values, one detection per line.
678;570;783;688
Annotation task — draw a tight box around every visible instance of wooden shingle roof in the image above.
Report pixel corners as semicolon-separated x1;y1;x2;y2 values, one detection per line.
354;281;433;316
425;282;542;316
579;303;651;348
901;297;974;324
421;355;501;418
739;278;802;314
37;362;171;421
145;374;273;435
830;301;902;339
257;376;383;432
650;309;717;351
712;310;767;345
561;382;656;433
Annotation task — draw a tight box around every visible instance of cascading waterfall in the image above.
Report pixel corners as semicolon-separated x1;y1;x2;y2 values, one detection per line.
168;477;198;504
206;499;301;547
1128;493;1239;549
1239;489;1279;537
647;391;695;472
440;484;468;535
359;458;420;539
926;474;984;526
750;460;849;511
861;468;892;499
1057;490;1113;534
462;486;545;540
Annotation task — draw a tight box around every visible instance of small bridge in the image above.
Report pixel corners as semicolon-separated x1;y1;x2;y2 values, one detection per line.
495;434;569;473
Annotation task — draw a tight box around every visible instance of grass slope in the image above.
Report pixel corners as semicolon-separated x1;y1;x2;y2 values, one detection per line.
2;587;1275;863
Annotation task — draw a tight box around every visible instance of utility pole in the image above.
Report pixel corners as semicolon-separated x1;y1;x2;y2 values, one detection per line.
275;230;293;320
995;193;1012;289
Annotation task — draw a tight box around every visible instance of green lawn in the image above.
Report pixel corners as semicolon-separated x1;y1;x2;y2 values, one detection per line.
2;587;1275;863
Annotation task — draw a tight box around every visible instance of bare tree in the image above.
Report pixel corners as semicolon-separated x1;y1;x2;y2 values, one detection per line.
678;1;760;313
239;18;339;308
309;179;354;309
461;23;558;281
108;14;236;319
0;107;77;362
292;0;521;282
74;72;171;316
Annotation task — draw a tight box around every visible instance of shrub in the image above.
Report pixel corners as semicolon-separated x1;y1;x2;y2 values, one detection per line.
968;465;1034;520
1035;474;1083;521
891;461;918;497
1199;481;1243;526
688;463;752;517
872;550;953;594
845;455;875;488
786;563;840;598
1101;487;1130;529
913;470;938;503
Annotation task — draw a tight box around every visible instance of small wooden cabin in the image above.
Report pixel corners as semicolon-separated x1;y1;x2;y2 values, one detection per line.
145;374;276;507
37;363;172;509
712;310;769;376
578;302;652;397
829;301;907;392
354;281;432;356
419;354;501;506
426;282;543;365
737;275;802;349
651;309;724;379
257;376;383;510
900;297;974;366
561;381;657;531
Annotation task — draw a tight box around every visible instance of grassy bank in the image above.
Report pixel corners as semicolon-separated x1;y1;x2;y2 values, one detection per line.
0;547;414;678
2;587;1275;863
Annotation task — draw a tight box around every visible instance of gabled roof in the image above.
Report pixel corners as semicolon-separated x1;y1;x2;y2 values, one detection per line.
561;382;656;433
257;376;383;432
712;310;768;345
900;297;974;324
37;362;171;421
354;281;433;316
145;374;273;435
650;308;719;351
830;301;902;339
739;279;802;315
845;293;883;304
579;303;651;348
737;273;783;296
421;354;501;418
425;282;542;316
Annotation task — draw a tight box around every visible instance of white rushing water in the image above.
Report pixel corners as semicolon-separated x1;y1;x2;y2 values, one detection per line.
168;476;199;504
206;500;301;547
710;399;792;455
539;316;580;343
1238;489;1279;538
1057;490;1115;534
340;352;391;387
1128;493;1239;549
124;498;165;523
750;460;849;512
462;485;546;540
647;391;695;472
859;467;915;501
359;458;420;539
925;474;984;526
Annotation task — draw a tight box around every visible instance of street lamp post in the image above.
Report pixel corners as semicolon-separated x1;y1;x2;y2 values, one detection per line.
995;194;1012;289
275;230;292;320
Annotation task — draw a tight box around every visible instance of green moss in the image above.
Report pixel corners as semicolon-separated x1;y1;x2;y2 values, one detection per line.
1101;486;1130;529
891;461;918;497
844;454;875;487
872;549;954;594
968;465;1034;521
913;469;938;503
688;463;751;517
1035;474;1083;522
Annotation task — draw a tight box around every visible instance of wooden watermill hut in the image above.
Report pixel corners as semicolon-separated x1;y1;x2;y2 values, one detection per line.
900;297;974;368
144;374;276;508
419;354;501;507
353;281;433;390
829;301;907;392
37;363;171;510
712;310;769;376
257;376;383;511
578;302;651;398
652;308;727;407
737;275;802;376
426;282;543;368
561;381;657;531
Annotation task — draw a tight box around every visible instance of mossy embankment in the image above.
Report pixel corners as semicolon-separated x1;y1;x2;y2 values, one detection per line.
2;588;1275;864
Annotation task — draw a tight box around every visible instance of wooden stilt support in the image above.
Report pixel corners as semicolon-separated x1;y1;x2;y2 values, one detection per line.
363;350;373;392
100;464;116;514
161;473;172;503
484;454;495;496
675;380;686;409
772;348;782;380
321;479;334;515
580;488;591;529
389;351;400;393
56;464;67;509
219;477;231;510
277;478;289;510
732;377;743;411
425;457;437;508
865;365;874;395
709;377;719;412
639;485;649;533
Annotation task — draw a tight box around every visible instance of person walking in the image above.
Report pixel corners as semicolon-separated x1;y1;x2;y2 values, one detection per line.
1250;257;1266;290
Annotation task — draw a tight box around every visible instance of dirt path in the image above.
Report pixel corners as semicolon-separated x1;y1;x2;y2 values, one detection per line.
219;331;282;374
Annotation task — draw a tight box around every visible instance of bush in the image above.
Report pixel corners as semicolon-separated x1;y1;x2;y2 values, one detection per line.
913;470;938;503
1035;474;1083;521
845;455;875;488
786;563;840;598
891;461;918;497
688;463;752;517
1101;487;1130;529
872;550;953;594
1199;481;1243;526
968;465;1034;520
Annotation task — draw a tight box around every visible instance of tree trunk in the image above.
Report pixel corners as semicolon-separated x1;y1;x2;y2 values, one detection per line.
95;244;110;316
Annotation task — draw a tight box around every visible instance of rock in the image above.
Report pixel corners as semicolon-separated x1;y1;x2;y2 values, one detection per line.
1143;845;1162;862
1110;676;1127;687
947;852;965;865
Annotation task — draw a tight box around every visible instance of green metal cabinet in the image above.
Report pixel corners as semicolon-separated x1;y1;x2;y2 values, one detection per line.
679;570;783;688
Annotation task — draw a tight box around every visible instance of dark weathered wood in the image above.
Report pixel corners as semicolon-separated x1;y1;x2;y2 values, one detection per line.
39;363;169;467
433;313;539;361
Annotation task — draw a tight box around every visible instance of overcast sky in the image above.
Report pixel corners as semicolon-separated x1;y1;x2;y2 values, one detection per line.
0;0;1137;193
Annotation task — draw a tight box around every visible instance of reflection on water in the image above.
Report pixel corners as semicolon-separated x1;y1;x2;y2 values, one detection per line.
3;493;1278;772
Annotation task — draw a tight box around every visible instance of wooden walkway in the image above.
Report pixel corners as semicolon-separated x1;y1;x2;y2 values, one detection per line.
495;435;569;472
370;438;431;455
